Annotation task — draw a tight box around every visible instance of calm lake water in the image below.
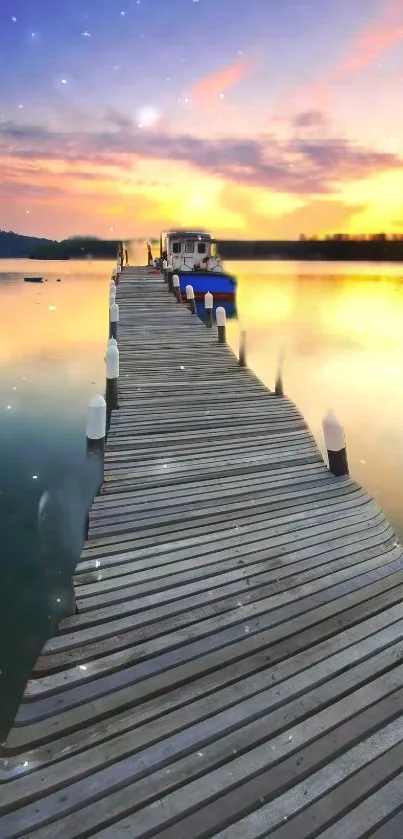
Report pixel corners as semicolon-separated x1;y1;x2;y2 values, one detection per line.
1;254;403;738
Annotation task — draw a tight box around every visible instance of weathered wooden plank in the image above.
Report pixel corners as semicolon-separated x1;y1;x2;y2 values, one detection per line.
80;491;369;558
5;591;403;755
20;677;403;839
3;645;403;837
18;549;403;713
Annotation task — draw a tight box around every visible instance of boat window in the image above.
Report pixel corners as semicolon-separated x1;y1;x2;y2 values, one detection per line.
172;242;181;253
185;240;195;253
197;242;206;254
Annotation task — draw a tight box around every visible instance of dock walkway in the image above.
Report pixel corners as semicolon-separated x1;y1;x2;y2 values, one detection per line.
2;265;403;838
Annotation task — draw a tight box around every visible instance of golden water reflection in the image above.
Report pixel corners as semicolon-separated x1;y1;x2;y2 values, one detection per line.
226;261;403;537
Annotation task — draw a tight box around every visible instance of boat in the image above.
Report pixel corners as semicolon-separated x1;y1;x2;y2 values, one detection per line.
153;230;236;300
24;277;44;283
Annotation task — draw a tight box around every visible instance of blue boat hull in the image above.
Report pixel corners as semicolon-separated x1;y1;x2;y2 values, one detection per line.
176;270;236;300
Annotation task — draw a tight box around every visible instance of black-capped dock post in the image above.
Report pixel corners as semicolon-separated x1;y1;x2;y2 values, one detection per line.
216;306;226;343
186;284;196;314
205;291;213;327
322;410;349;476
106;341;119;412
167;265;174;292
239;330;247;367
109;301;119;339
86;394;107;495
84;394;107;541
173;274;181;303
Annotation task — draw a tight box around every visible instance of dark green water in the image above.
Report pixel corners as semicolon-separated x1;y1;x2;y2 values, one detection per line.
1;256;403;741
0;259;108;740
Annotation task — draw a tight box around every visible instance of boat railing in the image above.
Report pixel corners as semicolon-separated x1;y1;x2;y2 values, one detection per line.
171;255;224;273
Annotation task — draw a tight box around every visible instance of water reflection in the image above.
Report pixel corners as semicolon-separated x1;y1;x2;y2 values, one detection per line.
0;258;109;739
225;261;403;542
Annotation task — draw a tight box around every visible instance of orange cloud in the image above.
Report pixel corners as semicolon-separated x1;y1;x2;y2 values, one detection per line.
190;57;253;112
276;0;403;122
336;0;403;78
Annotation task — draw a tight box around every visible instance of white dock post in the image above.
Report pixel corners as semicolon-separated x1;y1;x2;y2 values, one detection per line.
205;292;213;327
109;301;119;339
186;284;196;314
106;343;119;411
322;411;349;476
216;306;226;343
173;274;181;303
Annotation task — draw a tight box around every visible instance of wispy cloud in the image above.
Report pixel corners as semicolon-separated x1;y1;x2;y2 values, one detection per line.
336;0;403;79
277;0;403;120
189;57;254;112
1;113;400;197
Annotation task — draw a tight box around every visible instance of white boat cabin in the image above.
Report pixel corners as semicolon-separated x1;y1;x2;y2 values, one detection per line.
164;231;223;273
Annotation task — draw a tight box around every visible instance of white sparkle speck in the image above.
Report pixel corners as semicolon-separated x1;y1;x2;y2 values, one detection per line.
32;475;38;480
12;16;17;22
79;664;87;671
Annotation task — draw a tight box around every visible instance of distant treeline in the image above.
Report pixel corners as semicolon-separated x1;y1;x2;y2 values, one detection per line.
0;231;121;260
29;237;120;260
0;230;55;258
216;239;403;262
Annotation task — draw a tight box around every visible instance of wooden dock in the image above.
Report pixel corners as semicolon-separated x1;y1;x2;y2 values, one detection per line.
2;265;403;838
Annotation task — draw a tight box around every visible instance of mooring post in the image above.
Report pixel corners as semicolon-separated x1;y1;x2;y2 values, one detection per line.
205;291;213;327
186;284;196;314
106;342;119;411
322;410;349;477
109;301;119;339
173;274;181;303
84;393;107;542
239;330;247;367
275;371;284;396
167;265;174;292
86;394;106;494
162;259;168;281
216;306;226;343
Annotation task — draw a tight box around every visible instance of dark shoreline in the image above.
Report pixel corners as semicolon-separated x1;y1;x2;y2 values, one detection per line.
216;239;403;263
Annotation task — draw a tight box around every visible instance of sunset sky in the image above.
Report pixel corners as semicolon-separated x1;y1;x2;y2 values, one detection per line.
1;0;403;240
